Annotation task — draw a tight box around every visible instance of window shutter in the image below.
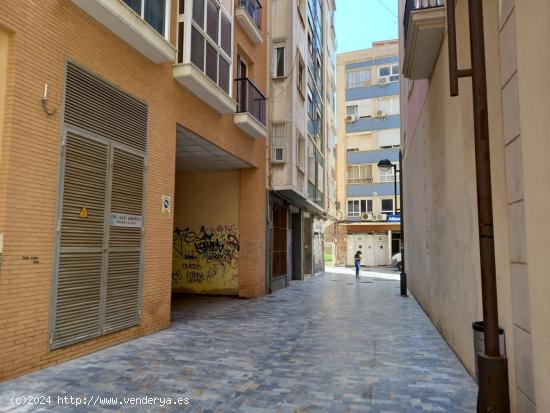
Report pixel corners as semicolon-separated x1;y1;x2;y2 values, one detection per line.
104;149;145;333
52;133;109;348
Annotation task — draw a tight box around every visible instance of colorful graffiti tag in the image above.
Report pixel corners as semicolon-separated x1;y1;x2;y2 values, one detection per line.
172;225;239;294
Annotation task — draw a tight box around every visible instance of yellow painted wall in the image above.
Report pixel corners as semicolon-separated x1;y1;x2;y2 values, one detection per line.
399;0;520;408
514;1;550;409
172;171;240;295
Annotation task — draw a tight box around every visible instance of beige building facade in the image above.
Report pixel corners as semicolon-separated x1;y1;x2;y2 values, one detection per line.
267;0;336;290
400;0;550;411
335;42;401;268
0;0;268;380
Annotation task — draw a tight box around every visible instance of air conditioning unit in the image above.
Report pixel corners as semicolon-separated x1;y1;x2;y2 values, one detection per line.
376;110;386;117
345;114;357;123
375;213;388;221
361;213;374;221
379;77;388;85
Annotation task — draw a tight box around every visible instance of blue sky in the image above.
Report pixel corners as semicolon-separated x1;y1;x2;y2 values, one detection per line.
335;0;398;53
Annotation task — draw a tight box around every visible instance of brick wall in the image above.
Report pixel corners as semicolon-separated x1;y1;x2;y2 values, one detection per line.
0;0;267;380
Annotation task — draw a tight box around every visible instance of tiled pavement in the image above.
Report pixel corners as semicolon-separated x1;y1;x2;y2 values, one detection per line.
0;270;477;412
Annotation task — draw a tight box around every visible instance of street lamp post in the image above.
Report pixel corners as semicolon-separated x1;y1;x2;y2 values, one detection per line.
378;158;407;296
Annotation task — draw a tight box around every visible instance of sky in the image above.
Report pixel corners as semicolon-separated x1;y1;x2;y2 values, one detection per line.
335;0;398;53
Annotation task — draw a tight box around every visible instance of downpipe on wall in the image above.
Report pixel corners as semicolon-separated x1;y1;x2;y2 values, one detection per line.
446;0;510;411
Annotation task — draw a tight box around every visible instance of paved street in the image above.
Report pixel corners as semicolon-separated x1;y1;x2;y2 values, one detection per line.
0;270;477;412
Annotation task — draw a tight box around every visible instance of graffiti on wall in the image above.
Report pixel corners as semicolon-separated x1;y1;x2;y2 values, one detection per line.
172;225;239;293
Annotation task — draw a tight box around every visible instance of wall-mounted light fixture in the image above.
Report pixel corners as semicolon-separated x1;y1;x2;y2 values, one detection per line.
40;83;57;116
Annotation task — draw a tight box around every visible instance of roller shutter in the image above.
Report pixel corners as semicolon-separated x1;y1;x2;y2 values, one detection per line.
51;63;147;349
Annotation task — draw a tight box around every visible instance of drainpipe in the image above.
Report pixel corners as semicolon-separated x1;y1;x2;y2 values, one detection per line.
447;0;510;411
399;150;407;296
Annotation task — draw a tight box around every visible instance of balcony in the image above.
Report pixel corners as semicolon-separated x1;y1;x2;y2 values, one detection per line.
173;63;237;114
71;0;176;63
402;0;446;80
234;78;267;139
173;0;236;114
235;0;263;45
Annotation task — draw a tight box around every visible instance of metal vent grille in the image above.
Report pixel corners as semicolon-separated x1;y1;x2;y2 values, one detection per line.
51;64;148;349
53;134;108;347
64;63;148;152
104;149;144;333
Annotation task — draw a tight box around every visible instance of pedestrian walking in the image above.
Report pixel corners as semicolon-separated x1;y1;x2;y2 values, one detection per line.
354;250;362;278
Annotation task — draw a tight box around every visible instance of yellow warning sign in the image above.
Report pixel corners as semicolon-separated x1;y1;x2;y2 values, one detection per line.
79;207;88;218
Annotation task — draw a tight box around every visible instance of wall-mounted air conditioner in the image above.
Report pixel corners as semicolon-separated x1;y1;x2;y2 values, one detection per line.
345;114;357;123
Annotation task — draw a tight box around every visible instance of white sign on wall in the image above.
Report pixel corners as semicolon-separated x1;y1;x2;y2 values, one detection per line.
161;195;171;218
110;213;143;228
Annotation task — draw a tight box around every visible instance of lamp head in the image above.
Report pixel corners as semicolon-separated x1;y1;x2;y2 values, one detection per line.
377;159;393;172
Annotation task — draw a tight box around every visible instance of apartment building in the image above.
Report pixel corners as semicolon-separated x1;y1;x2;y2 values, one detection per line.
399;0;550;411
267;0;336;291
335;41;401;267
0;0;268;379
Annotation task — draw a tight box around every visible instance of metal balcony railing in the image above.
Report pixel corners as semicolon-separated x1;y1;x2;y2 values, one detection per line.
238;0;262;29
235;78;266;125
404;0;445;44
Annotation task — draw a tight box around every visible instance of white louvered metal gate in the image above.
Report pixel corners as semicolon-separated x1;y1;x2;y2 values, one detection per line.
50;63;147;349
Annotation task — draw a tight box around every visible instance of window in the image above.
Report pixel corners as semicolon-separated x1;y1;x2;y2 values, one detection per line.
308;142;315;183
378;64;400;83
379;164;397;182
346;68;371;88
297;53;305;96
347;199;373;217
365;199;373;213
376;96;400;116
297;131;306;171
347;165;373;184
346;105;358;116
185;0;233;94
307;89;315;119
318;161;324;194
381;199;394;214
123;0;169;37
274;43;285;77
271;122;287;163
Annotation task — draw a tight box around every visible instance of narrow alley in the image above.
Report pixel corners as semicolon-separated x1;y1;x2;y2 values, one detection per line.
0;271;477;412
